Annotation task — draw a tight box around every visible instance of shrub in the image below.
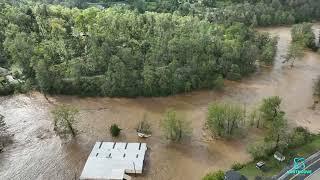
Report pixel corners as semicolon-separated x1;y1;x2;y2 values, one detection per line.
110;124;121;137
231;162;245;170
202;170;224;180
260;36;278;65
288;126;312;148
247;141;275;160
0;80;14;95
226;64;241;81
136;114;152;135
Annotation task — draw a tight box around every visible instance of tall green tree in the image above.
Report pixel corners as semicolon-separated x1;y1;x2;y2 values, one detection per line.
4;30;35;78
259;96;287;150
207;102;245;138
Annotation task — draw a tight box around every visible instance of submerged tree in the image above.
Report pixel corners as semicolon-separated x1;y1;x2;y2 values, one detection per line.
259;96;288;151
283;23;317;67
248;108;262;128
291;23;317;51
314;76;320;98
207;102;245;138
247;96;288;159
136;114;152;135
259;96;282;123
283;42;304;67
161;109;191;142
311;76;320;109
51;104;79;137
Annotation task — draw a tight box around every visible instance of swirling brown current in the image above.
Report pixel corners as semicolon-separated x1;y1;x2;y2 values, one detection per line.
0;24;320;180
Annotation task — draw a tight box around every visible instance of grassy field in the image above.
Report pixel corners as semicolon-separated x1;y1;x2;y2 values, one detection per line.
239;135;320;179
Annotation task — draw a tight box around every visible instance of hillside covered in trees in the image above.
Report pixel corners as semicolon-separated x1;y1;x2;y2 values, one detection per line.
0;2;279;96
1;0;319;97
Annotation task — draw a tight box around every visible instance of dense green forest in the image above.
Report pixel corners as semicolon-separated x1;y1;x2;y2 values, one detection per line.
6;0;320;28
0;2;278;96
22;0;320;26
1;0;319;97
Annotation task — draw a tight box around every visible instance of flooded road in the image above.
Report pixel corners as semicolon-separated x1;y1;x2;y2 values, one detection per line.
1;25;320;180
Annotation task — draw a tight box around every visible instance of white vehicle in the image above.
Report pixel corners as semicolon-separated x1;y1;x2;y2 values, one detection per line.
274;151;286;162
256;161;265;169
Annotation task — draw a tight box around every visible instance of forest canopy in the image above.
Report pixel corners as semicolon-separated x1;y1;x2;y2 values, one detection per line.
16;0;320;26
0;3;278;96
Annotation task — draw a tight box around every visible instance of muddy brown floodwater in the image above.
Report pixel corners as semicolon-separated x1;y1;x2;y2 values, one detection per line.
1;25;320;180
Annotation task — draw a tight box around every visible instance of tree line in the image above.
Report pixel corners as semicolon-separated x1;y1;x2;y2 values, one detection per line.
27;0;320;27
0;3;277;96
206;0;320;27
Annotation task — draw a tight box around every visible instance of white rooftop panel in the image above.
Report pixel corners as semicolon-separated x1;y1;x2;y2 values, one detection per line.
127;143;139;150
114;142;127;150
80;142;147;180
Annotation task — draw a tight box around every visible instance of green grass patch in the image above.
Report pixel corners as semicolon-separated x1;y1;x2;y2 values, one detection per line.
239;158;286;179
291;135;320;157
239;135;320;179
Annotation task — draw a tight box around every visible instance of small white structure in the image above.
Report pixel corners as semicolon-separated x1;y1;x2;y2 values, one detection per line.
80;142;147;180
274;151;285;162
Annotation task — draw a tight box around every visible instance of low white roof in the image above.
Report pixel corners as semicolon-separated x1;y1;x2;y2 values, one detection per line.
80;142;147;180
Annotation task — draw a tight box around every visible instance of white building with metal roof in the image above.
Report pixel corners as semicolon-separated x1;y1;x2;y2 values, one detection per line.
80;142;147;180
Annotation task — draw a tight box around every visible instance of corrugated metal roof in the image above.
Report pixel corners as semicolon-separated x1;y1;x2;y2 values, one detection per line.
80;142;147;180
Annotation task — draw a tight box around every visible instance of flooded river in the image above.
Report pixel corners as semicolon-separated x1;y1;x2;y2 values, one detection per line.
1;25;320;180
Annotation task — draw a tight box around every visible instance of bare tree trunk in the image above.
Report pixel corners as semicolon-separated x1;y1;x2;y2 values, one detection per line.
229;119;237;135
256;117;260;128
227;118;230;135
67;120;76;137
41;90;52;104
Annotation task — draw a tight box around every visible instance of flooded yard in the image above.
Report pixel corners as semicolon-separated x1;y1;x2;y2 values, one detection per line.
1;25;320;180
